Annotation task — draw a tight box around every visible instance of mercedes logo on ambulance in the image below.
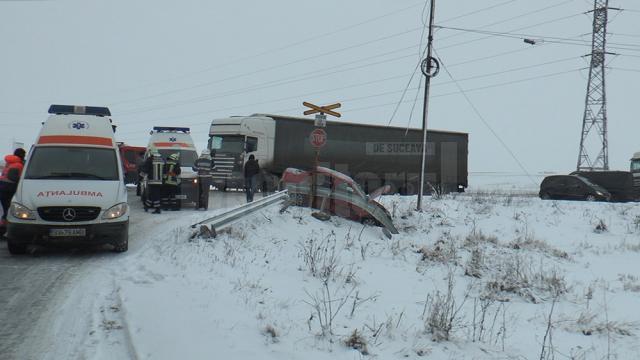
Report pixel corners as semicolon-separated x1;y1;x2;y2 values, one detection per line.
62;208;76;221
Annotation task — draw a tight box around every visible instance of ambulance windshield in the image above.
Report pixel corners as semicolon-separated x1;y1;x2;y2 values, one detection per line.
157;149;198;167
25;146;119;180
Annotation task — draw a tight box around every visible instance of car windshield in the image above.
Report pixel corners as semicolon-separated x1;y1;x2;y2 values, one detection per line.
209;135;245;154
25;146;119;180
158;149;198;167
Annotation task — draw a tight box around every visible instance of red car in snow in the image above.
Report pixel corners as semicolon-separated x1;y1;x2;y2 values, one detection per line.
281;167;398;235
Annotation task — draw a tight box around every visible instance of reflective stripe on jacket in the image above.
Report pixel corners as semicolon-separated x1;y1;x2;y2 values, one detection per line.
193;157;213;178
163;160;181;186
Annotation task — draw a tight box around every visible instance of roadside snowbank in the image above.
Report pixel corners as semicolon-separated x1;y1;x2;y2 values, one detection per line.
75;195;640;359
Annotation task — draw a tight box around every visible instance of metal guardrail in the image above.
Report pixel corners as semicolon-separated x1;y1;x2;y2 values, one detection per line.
191;190;289;238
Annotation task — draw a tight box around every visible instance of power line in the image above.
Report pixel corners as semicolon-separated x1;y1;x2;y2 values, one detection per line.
118;49;420;115
90;1;427;100
432;47;536;185
438;0;519;24
109;1;585;109
116;53;581;132
436;25;640;50
109;26;423;107
118;65;583;137
611;67;640;73
437;12;586;51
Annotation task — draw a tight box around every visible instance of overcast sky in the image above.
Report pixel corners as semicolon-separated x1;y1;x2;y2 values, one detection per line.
1;0;638;176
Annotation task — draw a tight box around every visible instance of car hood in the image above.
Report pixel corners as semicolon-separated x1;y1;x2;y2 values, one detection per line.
17;180;124;208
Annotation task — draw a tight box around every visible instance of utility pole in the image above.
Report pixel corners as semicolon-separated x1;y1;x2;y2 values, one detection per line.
417;0;439;211
577;0;618;171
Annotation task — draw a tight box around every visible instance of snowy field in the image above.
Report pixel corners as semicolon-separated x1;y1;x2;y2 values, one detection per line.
20;190;640;360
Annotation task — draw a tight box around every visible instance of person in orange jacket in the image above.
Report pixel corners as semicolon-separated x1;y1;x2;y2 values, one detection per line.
0;148;26;236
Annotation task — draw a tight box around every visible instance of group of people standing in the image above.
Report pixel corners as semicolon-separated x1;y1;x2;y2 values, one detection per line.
141;149;182;214
0;148;26;237
141;149;261;214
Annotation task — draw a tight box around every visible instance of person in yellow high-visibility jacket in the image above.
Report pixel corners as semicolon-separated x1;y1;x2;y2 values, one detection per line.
162;153;181;211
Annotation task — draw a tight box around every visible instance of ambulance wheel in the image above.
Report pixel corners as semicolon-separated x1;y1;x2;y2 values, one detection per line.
112;235;129;253
7;239;27;255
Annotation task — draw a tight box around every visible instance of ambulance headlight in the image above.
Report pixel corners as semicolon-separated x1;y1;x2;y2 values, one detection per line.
102;203;128;220
10;203;36;220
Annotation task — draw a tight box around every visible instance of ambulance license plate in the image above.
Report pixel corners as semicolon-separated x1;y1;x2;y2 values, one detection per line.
50;228;86;237
175;195;187;199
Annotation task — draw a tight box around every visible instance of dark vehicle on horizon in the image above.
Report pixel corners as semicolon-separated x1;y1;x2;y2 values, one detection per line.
569;170;639;202
539;175;610;202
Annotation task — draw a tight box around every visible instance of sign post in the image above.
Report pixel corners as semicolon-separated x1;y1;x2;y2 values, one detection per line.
303;102;341;208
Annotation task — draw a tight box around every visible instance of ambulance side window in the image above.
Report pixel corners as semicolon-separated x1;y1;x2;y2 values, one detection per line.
246;137;258;153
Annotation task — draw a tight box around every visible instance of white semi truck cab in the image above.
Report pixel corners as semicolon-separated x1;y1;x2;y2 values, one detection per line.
208;116;275;190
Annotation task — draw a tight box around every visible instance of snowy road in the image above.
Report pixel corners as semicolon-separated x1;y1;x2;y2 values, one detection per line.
0;188;246;360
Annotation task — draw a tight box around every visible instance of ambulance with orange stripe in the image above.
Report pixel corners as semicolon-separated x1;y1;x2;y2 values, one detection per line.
6;105;129;254
141;127;198;208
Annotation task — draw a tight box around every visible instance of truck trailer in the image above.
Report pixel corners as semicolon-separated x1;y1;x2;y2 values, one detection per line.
208;114;468;195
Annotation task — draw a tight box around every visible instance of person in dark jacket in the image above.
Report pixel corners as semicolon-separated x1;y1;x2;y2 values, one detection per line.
162;153;181;211
142;150;164;214
192;150;213;210
0;148;26;236
243;154;260;203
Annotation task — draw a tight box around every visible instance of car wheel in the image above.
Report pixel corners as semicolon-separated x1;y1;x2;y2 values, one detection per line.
361;217;378;226
540;192;551;200
586;194;596;202
112;240;128;253
112;233;129;253
7;240;27;255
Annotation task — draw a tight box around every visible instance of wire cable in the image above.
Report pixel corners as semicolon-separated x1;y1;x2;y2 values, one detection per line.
109;26;422;107
433;47;538;185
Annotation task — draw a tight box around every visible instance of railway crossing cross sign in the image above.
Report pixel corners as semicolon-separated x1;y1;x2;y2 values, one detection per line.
309;128;327;148
303;101;341;127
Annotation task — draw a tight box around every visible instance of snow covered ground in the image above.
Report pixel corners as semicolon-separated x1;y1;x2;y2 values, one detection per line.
17;190;640;360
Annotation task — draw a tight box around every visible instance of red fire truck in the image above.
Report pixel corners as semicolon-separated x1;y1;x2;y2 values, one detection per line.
118;143;146;184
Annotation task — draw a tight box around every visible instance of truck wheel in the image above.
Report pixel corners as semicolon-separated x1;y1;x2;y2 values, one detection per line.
7;240;27;255
112;234;129;253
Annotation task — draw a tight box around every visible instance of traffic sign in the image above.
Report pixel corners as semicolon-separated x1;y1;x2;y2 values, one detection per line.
303;101;341;118
310;128;327;148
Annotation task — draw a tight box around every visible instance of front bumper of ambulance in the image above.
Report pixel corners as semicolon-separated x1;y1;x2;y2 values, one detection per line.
6;202;129;248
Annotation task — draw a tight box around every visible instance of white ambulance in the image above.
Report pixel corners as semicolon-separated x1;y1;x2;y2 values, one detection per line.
6;105;129;254
142;127;199;208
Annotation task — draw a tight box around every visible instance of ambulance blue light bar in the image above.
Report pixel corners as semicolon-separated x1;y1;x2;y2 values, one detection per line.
153;126;190;133
48;104;111;117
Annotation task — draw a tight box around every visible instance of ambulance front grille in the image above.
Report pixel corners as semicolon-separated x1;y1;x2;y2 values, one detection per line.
38;206;101;222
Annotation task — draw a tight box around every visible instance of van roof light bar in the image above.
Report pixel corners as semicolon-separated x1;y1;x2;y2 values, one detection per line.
48;104;111;117
153;126;190;133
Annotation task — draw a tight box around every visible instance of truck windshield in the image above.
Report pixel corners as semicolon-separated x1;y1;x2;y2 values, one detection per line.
158;149;198;167
210;135;245;154
631;159;640;172
25;146;119;180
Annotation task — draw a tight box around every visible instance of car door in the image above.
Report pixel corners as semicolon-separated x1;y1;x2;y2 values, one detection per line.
566;177;585;200
546;177;563;198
